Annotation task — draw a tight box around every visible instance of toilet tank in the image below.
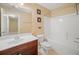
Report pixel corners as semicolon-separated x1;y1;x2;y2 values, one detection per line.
36;34;44;42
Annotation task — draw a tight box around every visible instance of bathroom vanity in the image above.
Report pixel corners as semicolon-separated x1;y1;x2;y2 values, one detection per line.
0;33;38;55
0;40;37;55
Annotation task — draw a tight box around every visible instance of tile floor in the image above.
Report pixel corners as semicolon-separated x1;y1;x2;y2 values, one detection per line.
38;41;58;55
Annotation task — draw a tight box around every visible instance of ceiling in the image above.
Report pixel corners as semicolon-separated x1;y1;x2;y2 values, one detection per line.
0;3;32;14
39;3;65;10
0;3;65;13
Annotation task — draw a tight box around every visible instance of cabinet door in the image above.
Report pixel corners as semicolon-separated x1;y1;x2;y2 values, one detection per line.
21;40;38;55
0;40;38;55
20;47;37;55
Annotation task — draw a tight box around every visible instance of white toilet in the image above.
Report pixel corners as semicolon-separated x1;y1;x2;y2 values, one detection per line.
36;34;51;54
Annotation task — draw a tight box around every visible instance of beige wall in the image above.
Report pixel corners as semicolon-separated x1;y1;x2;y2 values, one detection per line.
11;3;79;35
52;3;79;17
0;3;51;35
20;13;32;33
24;3;51;17
24;3;51;35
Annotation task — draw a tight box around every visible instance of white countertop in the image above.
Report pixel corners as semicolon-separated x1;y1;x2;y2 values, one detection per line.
0;33;38;51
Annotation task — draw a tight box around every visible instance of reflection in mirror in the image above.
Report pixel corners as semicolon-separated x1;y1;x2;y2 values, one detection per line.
2;14;19;36
2;15;8;36
9;16;19;34
0;3;32;37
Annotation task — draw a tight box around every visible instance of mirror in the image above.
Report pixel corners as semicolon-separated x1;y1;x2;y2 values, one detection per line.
0;4;20;36
0;3;32;37
1;13;20;36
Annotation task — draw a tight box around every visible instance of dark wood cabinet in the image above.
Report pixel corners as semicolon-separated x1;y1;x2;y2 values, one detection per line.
0;40;38;55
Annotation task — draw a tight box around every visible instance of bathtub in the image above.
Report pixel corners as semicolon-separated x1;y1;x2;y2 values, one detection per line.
48;38;79;55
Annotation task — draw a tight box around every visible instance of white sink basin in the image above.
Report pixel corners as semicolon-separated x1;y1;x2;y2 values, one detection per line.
0;38;15;43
